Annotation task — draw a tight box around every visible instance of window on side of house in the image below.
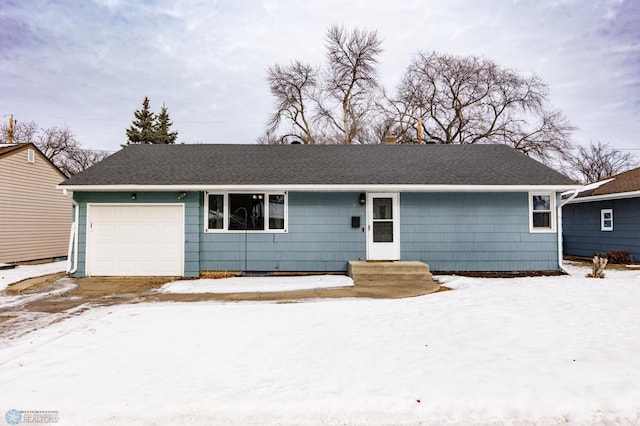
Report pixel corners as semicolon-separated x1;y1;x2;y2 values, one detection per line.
207;194;224;230
205;192;287;232
529;192;555;232
268;194;285;230
601;209;613;231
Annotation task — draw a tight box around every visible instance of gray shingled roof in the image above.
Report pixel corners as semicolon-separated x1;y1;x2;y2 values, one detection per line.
60;143;576;187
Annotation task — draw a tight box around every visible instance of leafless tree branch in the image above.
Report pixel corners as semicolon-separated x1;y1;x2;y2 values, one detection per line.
567;141;637;183
386;52;575;162
265;60;319;144
0;121;110;176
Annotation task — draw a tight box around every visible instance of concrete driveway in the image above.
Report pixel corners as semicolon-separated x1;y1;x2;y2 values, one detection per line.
0;273;441;340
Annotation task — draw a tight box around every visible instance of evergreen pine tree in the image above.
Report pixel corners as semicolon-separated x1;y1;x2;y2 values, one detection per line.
155;103;178;144
125;97;157;145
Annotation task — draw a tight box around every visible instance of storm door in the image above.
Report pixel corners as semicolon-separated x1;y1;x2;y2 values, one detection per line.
366;193;400;260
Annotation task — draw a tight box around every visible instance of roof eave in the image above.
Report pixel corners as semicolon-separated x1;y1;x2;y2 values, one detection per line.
566;189;640;204
57;183;580;193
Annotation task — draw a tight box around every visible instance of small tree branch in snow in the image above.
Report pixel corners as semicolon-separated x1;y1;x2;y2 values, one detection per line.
586;256;608;278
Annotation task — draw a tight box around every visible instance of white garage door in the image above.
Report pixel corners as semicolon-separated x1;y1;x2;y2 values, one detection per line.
87;204;184;276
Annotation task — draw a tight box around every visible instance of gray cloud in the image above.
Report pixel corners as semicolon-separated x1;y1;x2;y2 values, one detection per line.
0;0;638;157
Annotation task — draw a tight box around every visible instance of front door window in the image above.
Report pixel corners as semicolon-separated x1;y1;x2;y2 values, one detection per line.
373;198;394;242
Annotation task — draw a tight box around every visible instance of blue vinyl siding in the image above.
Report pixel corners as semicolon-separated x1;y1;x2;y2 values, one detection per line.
563;197;640;261
401;192;559;271
199;192;366;272
75;202;87;277
72;190;562;276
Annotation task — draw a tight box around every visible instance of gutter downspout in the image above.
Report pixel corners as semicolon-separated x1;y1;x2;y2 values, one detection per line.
63;189;79;274
557;189;580;273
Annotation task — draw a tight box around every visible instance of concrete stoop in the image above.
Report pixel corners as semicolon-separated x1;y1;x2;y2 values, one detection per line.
348;260;439;292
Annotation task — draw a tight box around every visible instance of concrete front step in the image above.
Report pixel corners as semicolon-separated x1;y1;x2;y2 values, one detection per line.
348;261;436;289
353;273;433;282
355;280;437;290
349;260;429;273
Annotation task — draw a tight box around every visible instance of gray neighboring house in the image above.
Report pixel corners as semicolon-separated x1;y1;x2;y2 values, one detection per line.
563;167;640;261
58;144;577;277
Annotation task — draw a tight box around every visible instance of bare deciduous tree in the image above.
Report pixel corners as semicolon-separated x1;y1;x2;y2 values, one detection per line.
37;127;79;166
265;61;318;144
568;141;637;183
256;130;279;145
1;120;39;144
263;29;576;159
262;25;383;145
319;25;383;144
0;120;110;176
64;147;110;177
386;52;575;163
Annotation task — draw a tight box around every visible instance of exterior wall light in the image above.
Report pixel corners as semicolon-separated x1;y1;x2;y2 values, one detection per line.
178;192;187;199
359;193;366;205
131;193;137;200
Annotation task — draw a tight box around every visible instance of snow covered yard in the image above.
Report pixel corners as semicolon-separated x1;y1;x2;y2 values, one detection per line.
0;261;67;292
160;273;354;294
1;263;639;425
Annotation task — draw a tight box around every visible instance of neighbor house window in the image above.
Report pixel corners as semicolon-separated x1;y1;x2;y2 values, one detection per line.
601;209;613;231
529;192;555;232
205;192;287;232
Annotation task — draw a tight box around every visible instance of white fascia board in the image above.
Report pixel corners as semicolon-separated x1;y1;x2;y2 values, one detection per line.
58;183;580;193
566;190;640;204
581;178;615;192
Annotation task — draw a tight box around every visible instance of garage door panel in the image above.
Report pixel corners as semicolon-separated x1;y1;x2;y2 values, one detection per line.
88;205;184;276
97;223;118;238
158;231;182;243
117;207;139;221
117;261;138;275
119;221;139;231
120;241;142;259
94;242;115;258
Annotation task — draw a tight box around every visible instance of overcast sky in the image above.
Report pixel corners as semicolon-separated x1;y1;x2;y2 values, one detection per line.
1;0;638;155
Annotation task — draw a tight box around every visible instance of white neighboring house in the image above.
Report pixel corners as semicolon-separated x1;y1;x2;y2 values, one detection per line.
0;143;71;263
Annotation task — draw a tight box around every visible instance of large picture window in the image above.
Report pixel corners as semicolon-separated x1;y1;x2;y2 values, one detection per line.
529;192;555;232
205;192;287;232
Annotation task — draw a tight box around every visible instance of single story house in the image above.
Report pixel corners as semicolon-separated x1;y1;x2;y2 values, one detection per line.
58;143;578;277
0;143;72;263
563;167;640;262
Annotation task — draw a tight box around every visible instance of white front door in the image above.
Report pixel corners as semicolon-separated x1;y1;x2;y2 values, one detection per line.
366;193;400;260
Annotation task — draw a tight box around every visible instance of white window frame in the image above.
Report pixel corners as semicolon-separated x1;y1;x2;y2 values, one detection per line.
529;192;555;233
601;209;613;231
27;149;35;163
204;191;288;233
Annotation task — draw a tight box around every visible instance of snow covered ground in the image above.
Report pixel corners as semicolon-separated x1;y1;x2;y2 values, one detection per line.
0;261;67;292
1;263;639;425
160;274;353;294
